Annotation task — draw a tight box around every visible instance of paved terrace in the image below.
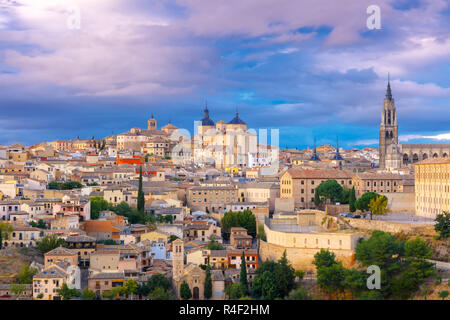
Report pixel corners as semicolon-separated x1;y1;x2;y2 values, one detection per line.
264;216;324;233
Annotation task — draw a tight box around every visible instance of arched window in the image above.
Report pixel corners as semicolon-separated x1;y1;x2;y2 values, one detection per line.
403;154;409;164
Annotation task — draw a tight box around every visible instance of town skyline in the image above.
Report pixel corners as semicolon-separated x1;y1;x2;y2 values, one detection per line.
1;0;450;147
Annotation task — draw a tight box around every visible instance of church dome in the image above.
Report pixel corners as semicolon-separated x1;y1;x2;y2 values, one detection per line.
229;111;246;125
201;106;215;126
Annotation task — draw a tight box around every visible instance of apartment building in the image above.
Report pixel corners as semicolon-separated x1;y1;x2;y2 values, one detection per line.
280;169;353;209
414;157;450;218
187;185;239;212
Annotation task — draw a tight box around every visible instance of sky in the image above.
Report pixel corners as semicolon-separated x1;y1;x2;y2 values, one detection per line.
0;0;449;149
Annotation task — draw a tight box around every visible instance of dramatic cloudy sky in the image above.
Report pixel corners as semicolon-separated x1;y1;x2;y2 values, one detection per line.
0;0;449;148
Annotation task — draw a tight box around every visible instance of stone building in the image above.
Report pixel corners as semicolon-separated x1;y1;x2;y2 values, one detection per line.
352;172;414;197
259;211;363;273
279;169;353;209
414;157;450;218
172;239;206;300
187;184;239;212
193;105;258;169
379;79;450;170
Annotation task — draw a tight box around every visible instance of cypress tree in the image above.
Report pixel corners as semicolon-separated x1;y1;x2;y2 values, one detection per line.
180;281;192;300
204;265;212;299
137;166;145;213
349;186;357;212
240;251;248;296
314;191;321;207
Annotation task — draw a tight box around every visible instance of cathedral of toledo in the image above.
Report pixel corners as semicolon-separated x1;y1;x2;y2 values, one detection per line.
379;79;450;170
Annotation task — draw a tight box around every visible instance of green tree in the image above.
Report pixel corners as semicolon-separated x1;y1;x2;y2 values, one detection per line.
339;186;351;204
207;239;224;250
137;166;145;214
56;283;81;300
316;262;346;299
257;224;266;241
81;287;97;300
434;211;449;239
102;286;122;300
358;290;384;300
368;195;389;220
11;283;26;299
123;279;138;300
29;219;48;229
439;290;449;300
355;230;402;270
295;270;305;280
17;264;37;284
204;265;212;299
36;293;44;299
143;273;172;295
225;283;242;299
314;191;321;207
251;260;278;299
313;249;338;269
99;239;118;245
89;196;110;220
316;180;344;204
0;222;13;247
275;250;296;298
419;284;431;300
391;237;435;299
355;230;435;299
180;281;192;300
251;255;295;300
355;192;384;213
348;187;356;212
240;251;248;296
286;286;312;300
110;201;150;225
343;269;366;299
259;271;279;299
221;209;256;234
148;287;173;300
61;181;83;190
35;235;65;254
47;181;61;190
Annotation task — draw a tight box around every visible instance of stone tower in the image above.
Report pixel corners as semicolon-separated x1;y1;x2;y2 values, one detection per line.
379;77;398;169
172;239;184;281
198;103;215;135
148;114;157;131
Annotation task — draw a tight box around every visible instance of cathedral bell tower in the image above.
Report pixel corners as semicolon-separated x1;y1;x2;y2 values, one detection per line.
172;239;184;281
148;114;157;131
379;76;399;169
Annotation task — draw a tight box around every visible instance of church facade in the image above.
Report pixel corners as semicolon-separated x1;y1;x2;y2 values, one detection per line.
379;80;450;170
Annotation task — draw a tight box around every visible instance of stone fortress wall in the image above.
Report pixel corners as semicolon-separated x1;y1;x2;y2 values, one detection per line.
259;210;363;273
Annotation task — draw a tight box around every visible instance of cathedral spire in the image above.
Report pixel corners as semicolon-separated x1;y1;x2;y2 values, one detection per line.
309;137;321;161
385;73;393;100
332;136;344;160
203;101;210;118
201;100;214;126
